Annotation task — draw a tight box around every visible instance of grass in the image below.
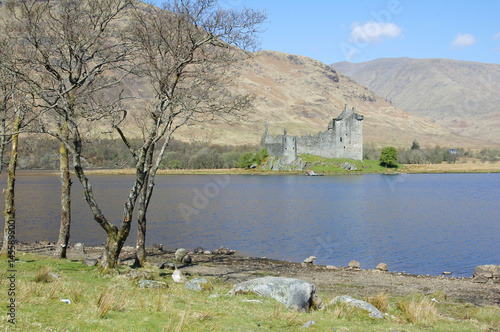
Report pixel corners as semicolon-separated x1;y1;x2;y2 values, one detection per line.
1;253;499;331
299;154;401;174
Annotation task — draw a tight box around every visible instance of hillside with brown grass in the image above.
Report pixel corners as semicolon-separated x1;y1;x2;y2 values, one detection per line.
184;51;492;149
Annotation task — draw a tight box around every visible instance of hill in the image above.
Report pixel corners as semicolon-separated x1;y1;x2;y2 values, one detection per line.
333;58;500;144
182;51;491;149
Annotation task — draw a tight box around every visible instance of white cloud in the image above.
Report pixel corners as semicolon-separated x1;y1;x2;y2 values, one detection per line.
451;33;475;47
349;21;402;44
347;49;357;61
494;32;500;39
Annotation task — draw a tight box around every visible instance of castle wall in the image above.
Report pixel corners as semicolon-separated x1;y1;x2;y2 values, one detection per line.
262;105;363;161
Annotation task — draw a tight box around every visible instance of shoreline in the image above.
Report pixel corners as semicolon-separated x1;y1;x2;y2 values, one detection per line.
15;242;500;308
10;162;500;176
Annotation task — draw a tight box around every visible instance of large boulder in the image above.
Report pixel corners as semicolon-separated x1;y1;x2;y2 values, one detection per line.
330;295;384;319
473;265;500;282
228;277;316;313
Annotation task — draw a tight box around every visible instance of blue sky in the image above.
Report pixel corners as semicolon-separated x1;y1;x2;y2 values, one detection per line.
213;0;500;65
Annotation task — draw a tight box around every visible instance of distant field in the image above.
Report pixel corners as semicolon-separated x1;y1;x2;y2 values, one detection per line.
402;161;500;173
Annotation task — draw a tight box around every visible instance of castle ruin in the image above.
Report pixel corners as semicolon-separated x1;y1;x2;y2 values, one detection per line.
262;104;364;162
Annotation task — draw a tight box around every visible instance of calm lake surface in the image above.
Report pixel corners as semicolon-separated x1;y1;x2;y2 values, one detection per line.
3;172;499;277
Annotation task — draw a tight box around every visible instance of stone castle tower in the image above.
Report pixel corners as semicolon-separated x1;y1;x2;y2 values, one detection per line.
262;104;363;161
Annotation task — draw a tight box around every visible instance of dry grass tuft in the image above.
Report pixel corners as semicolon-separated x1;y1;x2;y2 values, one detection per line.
327;302;356;319
193;311;213;321
154;290;172;313
96;286;129;318
66;284;84;304
34;266;52;283
398;295;438;325
170;311;188;332
367;292;390;312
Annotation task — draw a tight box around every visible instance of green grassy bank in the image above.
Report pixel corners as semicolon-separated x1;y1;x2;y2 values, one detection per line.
1;254;498;331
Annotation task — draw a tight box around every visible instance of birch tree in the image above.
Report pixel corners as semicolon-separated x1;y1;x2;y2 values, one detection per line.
5;0;133;267
126;0;266;266
0;31;35;258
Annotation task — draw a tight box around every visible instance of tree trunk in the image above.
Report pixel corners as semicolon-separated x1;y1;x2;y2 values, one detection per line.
54;124;71;259
135;146;154;267
100;226;130;271
0;116;19;258
135;205;147;266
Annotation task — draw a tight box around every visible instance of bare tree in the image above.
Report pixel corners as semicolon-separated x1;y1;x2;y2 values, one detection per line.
0;34;14;175
126;0;266;266
0;31;35;257
5;0;134;267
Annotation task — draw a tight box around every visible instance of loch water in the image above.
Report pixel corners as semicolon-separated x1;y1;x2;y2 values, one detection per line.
4;171;499;277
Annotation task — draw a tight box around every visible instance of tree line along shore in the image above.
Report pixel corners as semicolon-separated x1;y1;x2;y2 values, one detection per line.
10;136;500;173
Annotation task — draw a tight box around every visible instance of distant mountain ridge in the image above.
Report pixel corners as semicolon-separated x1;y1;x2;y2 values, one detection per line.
333;58;500;144
183;51;491;149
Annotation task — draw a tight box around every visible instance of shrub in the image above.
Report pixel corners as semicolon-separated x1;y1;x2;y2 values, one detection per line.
238;152;255;168
379;146;398;168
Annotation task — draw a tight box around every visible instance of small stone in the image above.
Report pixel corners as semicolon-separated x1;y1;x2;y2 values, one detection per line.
311;295;323;310
326;265;336;270
203;250;212;255
172;269;187;283
302;320;315;328
135;279;168;289
84;259;98;267
159;262;176;270
152;244;163;252
175;248;187;262
473;276;488;283
493;266;500;279
194;247;204;254
185;278;213;291
49;273;61;279
73;243;85;255
181;255;192;264
303;256;316;264
443;271;452;275
120;259;135;266
348;260;360;269
125;269;153;280
376;263;388;272
212;246;235;255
